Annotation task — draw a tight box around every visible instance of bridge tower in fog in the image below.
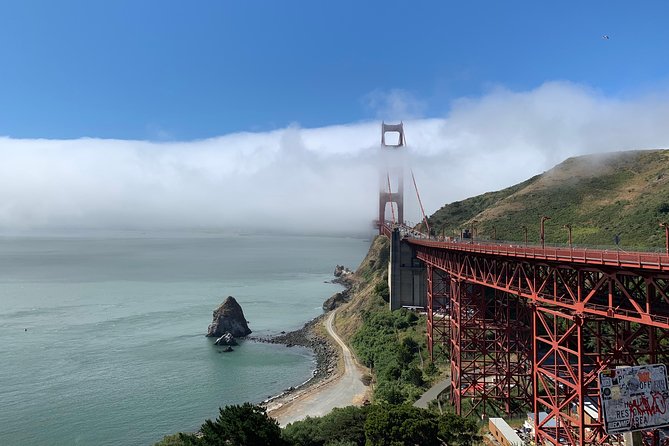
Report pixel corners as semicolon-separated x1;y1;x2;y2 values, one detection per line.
379;122;405;233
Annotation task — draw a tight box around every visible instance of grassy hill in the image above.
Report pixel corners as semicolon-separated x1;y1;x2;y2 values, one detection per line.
427;149;669;250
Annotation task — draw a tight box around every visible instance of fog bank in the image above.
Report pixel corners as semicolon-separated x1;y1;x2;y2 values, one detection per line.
1;81;668;234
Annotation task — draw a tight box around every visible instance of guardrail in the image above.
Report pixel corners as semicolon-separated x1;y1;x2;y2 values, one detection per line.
407;238;669;271
378;221;669;271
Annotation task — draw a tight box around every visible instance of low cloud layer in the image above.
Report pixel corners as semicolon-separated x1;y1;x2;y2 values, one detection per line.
1;81;668;234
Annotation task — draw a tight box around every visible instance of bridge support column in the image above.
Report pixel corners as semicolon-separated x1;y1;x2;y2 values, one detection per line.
532;308;669;446
426;264;450;361
450;278;463;414
388;229;426;310
450;281;532;418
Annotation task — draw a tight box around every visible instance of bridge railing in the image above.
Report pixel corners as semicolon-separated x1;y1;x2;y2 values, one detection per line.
407;237;669;271
380;221;669;270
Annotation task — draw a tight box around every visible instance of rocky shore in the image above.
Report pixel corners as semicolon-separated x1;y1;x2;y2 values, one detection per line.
251;265;355;404
251;315;337;393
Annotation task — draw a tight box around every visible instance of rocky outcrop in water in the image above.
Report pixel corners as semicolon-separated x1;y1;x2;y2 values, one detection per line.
323;264;354;311
206;296;252;338
334;265;352;278
322;290;349;311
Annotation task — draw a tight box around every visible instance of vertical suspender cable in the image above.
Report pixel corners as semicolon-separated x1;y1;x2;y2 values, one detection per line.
411;169;430;236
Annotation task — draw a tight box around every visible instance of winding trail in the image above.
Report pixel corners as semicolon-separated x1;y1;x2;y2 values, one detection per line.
269;309;369;427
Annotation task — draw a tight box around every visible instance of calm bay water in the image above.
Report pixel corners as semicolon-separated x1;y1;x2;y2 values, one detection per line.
0;232;369;446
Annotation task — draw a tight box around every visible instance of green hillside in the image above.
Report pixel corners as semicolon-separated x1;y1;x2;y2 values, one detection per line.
427;149;669;250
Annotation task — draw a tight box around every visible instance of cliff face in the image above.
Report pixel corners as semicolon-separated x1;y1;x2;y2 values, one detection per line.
206;296;252;338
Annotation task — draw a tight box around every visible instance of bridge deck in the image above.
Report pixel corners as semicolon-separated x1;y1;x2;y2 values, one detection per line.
406;238;669;272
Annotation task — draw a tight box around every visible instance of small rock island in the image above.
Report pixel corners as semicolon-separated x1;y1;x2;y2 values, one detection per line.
206;296;252;348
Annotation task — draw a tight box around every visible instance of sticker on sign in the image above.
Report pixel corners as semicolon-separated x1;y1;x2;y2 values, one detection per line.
599;364;669;433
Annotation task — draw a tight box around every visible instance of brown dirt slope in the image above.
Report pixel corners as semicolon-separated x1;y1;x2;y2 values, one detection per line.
334;235;389;342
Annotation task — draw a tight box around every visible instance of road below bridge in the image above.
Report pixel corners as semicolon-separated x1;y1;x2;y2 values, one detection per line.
269;309;370;427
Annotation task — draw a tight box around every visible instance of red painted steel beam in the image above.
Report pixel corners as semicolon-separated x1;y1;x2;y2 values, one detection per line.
413;246;669;330
411;239;669;445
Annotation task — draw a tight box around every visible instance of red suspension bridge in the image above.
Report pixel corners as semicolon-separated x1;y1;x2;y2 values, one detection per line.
377;122;669;446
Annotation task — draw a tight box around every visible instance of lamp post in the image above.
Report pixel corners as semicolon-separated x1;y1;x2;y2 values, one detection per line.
661;222;669;255
563;224;572;249
471;220;478;242
540;216;551;249
521;225;528;246
492;226;496;241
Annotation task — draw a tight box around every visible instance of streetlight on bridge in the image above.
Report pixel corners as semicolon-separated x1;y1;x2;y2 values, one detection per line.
563;224;573;249
521;225;528;246
660;222;669;255
540;216;551;249
491;226;496;241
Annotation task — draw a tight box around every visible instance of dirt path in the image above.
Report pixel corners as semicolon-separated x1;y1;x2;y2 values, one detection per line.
269;309;369;427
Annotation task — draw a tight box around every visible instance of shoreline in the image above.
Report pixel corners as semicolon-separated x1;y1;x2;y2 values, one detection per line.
249;271;354;414
249;313;340;407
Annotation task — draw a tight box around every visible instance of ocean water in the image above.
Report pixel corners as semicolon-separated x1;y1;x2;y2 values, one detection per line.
0;232;370;446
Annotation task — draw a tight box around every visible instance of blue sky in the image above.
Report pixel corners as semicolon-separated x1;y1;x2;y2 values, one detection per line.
1;1;668;140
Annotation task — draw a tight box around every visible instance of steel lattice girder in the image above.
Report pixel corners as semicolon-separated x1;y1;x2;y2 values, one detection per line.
426;265;450;360
532;307;669;446
447;280;532;418
416;246;669;446
415;247;669;330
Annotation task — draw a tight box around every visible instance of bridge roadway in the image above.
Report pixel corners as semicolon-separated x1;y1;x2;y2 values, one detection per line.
406;236;669;328
383;222;669;271
409;237;669;272
381;222;669;446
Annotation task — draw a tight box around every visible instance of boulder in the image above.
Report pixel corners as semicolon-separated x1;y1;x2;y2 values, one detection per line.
206;296;252;338
214;332;238;346
333;265;352;277
322;290;349;311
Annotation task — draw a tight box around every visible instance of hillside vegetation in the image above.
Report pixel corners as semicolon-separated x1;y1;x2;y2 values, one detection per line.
427;149;669;249
335;236;446;405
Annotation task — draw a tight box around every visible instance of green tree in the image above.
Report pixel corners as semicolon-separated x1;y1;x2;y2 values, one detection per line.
154;433;188;446
400;366;424;387
364;404;441;446
374;381;406;405
179;403;288;446
438;412;481;446
283;406;369;446
318;406;368;445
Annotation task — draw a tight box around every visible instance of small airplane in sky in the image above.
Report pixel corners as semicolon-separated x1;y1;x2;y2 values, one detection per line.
602;35;610;40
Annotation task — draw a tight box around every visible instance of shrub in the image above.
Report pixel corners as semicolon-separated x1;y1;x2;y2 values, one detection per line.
178;403;287;446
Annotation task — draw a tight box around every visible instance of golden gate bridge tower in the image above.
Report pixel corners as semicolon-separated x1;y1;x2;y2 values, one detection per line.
378;122;405;230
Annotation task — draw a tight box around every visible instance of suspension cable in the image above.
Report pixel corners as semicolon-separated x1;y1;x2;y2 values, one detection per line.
411;169;430;236
386;172;396;224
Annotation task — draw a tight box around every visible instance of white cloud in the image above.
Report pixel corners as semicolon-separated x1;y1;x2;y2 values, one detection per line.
1;81;669;234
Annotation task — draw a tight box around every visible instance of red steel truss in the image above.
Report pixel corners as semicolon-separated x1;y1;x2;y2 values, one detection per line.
426;264;450;360
409;237;669;446
449;280;532;417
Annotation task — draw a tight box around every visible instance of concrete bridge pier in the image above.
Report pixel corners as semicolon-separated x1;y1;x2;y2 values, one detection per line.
388;228;426;311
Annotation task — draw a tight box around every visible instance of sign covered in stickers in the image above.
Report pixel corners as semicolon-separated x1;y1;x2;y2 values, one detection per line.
599;364;669;433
